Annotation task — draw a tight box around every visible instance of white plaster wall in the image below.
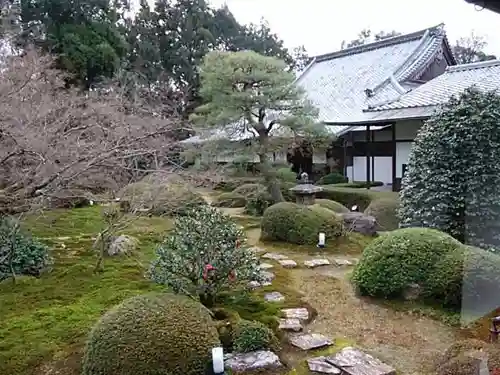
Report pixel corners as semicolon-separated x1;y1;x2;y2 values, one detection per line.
396;142;412;178
352;156;393;184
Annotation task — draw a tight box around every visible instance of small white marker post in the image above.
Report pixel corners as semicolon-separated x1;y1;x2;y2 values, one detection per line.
317;232;326;248
212;347;225;375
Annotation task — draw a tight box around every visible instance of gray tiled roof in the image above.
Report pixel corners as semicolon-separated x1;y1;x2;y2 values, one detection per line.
297;23;450;135
367;60;500;117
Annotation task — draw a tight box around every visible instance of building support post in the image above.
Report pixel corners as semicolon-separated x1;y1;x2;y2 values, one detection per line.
365;124;371;189
391;123;397;191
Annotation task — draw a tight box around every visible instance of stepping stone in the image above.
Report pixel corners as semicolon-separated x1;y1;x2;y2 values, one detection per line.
262;252;288;260
248;281;261;289
278;318;303;332
278;259;297;268
224;350;283;372
249;246;266;253
325;347;396;375
259;263;274;270
260;271;275;283
304;259;330;268
282;307;309;321
307;357;341;374
333;258;353;266
265;291;285;302
289;333;333;350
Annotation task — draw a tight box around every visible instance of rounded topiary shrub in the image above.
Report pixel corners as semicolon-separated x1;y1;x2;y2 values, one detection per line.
118;182;206;216
364;197;400;231
275;167;296;182
212;192;246;208
399;88;500;250
244;189;273;216
261;202;343;245
351;227;462;298
315;199;349;213
425;245;500;310
231;319;280;353
81;292;220;375
317;172;348;185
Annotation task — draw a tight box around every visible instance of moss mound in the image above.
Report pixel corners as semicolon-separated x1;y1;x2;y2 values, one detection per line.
364;197;400;231
351;227;462;298
231;319;280;353
261;202;343;245
82;292;220;375
315;199;349;213
118;182;206;216
436;339;500;375
212;192;247;208
233;183;266;196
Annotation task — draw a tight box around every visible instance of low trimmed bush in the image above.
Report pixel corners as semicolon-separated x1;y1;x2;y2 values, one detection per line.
351;227;462;298
364;197;400;231
233;183;266;196
244;189;273;216
81;293;221;375
275;167;296;182
0;217;51;281
261;202;343;245
214;178;260;192
118;182;206;216
212;192;247;208
316;187;374;211
231;319;280;353
315;199;349;213
333;181;384;188
317;172;348;185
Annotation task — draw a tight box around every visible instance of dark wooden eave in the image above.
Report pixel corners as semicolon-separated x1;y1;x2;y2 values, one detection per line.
466;0;500;14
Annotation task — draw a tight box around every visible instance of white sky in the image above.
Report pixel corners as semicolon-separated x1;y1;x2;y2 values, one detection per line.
207;0;500;57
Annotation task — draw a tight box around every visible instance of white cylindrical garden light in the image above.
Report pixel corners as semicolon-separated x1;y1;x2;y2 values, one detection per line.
317;232;326;248
212;346;225;375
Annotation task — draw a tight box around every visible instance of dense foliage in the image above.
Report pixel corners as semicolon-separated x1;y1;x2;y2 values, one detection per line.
261;202;343;245
317;172;348;185
149;205;261;306
364;197;400;231
81;292;220;375
231;319;280;353
399;89;500;250
0;217;51;280
351;228;462;298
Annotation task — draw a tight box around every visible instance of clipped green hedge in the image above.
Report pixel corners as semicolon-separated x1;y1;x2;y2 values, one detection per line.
212;192;247;208
333;181;384;188
261;202;343;245
233;183;266;196
351;227;462;298
315;199;349;213
317;172;347;185
364;197;400;231
82;293;220;375
275;167;296;182
214;178;261;192
316;187;373;211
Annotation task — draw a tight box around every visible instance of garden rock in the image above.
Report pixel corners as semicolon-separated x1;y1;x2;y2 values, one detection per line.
224;350;283;372
282;307;309;321
249;246;266;254
278;318;303;332
289;333;333;350
333;258;353;266
341;212;377;236
278;259;297;268
108;235;138;256
307;357;341;374
304;259;330;268
259;263;274;270
262;252;288;260
260;271;275;283
248;281;261;289
264;291;285;302
403;283;422;301
325;347;396;375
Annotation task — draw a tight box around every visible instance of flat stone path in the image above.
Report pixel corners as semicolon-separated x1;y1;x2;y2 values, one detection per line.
289;333;333;350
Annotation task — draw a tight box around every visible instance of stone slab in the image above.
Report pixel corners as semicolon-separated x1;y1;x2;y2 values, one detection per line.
281;307;309;321
304;259;331;268
279;259;298;268
248;281;261;289
278;318;303;332
325;347;396;375
289;333;333;350
259;263;274;270
307;357;341;374
260;271;275;283
333;258;353;266
262;252;289;260
249;246;266;253
224;350;283;372
265;291;285;302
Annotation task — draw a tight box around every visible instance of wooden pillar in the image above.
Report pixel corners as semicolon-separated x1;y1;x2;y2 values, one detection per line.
391;123;397;191
365;124;371;189
371;130;375;182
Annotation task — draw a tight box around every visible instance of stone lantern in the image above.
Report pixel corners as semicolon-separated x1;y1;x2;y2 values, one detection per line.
289;172;323;205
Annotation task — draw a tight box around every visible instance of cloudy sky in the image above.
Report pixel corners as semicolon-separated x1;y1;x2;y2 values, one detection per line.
208;0;500;57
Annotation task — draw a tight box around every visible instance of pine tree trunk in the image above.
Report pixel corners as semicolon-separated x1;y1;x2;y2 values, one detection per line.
258;132;284;203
